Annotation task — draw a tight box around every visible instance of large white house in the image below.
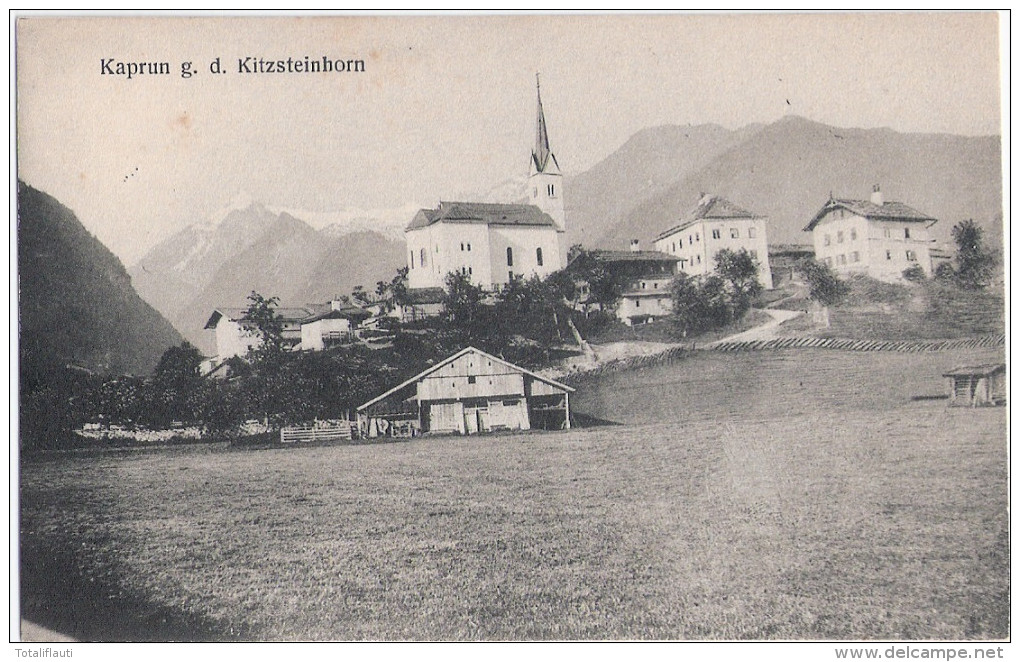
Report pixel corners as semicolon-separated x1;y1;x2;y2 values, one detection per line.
654;194;774;290
804;186;938;281
405;78;565;291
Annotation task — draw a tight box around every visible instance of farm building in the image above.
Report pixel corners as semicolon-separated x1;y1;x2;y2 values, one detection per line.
943;364;1006;407
566;242;681;326
357;346;574;436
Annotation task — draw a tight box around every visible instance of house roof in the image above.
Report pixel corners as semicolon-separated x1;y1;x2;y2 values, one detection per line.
655;195;763;240
204;303;368;329
203;306;315;329
942;363;1005;378
804;198;937;232
357;346;574;412
586;249;681;264
406;201;558;231
403;287;446;305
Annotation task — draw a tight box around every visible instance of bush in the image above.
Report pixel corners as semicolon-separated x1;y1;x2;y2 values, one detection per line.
902;264;927;283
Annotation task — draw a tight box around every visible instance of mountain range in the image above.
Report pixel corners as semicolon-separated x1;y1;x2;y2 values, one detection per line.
129;204;406;354
18;181;183;378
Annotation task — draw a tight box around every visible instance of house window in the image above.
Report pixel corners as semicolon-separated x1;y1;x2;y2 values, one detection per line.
689;235;693;244
696;255;701;265
410;252;415;268
469;266;473;275
712;229;721;239
467;243;471;251
696;233;700;242
635;299;641;308
730;228;739;239
533;187;537;198
536;247;543;266
886;250;892;260
850;251;860;263
467;376;476;384
460;242;464;251
850;228;857;241
837;231;844;243
904;227;911;239
748;227;757;239
548;184;556;197
653;282;658;289
679;239;683;248
641;281;646;289
883;228;891;239
672;242;676;252
506;247;514;266
906;250;917;262
824;234;831;246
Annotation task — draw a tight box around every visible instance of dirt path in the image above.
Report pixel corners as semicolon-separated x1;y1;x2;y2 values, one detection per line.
706;308;805;347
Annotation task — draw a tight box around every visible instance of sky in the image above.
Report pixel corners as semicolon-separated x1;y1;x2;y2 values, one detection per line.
16;12;1003;265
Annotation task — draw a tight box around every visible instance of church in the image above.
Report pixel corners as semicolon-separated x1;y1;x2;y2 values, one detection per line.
405;77;566;292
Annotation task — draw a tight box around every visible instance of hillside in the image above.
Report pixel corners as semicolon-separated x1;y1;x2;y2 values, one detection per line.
18;182;183;377
589;116;1001;251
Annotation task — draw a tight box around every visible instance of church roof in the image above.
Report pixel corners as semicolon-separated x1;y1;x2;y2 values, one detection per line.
804;198;937;232
406;201;558;231
655;195;763;240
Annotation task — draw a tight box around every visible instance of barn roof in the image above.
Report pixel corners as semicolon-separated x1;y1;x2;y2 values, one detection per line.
357;346;574;412
406;201;558;231
586;249;681;264
942;363;1005;378
804;198;937;232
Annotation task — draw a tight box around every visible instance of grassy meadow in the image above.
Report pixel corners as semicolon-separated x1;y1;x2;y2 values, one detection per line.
20;347;1007;641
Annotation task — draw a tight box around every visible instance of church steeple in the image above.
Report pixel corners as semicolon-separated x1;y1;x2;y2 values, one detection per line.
528;73;564;231
533;73;554;173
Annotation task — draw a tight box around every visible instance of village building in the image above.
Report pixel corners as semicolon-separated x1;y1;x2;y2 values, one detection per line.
654;194;774;290
943;363;1006;407
768;244;815;286
357;346;574;436
203;299;370;366
804;186;938;282
404;77;565;293
568;241;681;326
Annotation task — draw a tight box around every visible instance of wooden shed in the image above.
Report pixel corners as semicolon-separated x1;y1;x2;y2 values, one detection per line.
357;346;574;437
943;363;1006;407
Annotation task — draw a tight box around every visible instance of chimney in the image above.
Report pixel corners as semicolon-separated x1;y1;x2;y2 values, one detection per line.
871;184;884;206
630;239;640;252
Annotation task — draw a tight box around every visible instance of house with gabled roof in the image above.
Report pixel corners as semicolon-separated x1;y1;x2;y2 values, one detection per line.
405;77;565;292
654;194;774;289
804;185;938;282
357;346;574;436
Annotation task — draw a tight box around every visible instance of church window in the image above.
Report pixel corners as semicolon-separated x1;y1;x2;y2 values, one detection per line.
547;184;556;197
410;252;415;269
904;227;911;239
712;229;721;239
420;248;426;266
507;247;514;267
536;247;543;266
748;227;757;239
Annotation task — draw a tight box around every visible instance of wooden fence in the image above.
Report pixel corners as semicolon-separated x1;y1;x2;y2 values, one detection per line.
711;333;1005;353
280;420;355;444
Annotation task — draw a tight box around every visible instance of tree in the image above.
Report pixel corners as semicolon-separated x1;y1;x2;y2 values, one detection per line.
351;285;372;306
153;341;204;387
801;259;850;328
669;272;735;338
149;341;205;425
951;219;995;289
243;291;285;365
714;248;764;316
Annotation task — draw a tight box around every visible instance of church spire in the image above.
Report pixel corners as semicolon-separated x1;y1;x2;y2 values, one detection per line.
533;72;552;173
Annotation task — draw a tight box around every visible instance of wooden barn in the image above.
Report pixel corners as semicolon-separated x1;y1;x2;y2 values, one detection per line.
943;363;1006;407
357;347;574;437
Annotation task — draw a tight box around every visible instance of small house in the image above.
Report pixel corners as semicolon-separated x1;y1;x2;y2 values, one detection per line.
567;243;681;326
943;364;1006;407
357;346;574;436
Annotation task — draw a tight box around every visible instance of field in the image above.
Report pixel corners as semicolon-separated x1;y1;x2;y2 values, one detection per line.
20;347;1007;641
